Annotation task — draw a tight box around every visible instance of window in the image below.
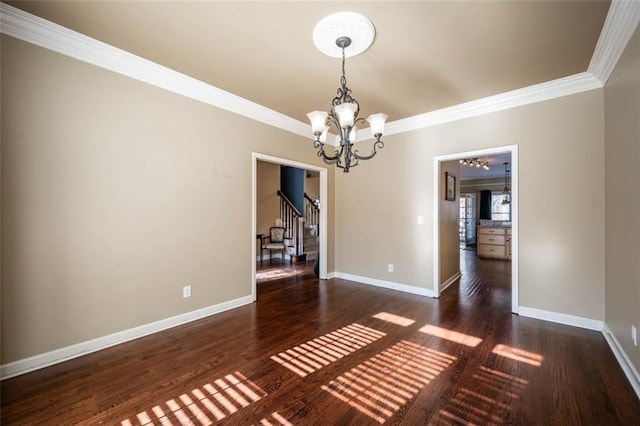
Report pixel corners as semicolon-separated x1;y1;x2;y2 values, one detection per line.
491;193;511;221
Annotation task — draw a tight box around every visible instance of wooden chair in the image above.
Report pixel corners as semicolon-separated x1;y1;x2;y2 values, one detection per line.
261;226;288;264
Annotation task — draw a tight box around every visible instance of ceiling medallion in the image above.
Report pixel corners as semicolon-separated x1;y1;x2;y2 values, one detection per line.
312;12;375;58
307;12;386;173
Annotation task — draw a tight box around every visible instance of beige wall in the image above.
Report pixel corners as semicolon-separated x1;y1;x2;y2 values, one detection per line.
439;161;461;285
335;89;605;320
305;172;320;201
1;35;335;363
604;24;640;371
334;139;433;287
256;161;280;237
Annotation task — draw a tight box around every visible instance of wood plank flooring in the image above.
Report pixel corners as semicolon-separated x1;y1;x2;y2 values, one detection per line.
2;252;639;425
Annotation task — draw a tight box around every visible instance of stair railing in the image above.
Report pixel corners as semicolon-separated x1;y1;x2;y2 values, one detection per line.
303;193;320;234
277;190;303;257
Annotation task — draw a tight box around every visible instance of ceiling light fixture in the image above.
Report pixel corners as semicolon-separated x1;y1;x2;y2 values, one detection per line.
502;162;511;205
459;158;490;170
307;12;387;173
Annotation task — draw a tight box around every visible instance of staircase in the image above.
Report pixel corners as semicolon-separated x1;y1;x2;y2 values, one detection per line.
276;190;302;262
303;230;319;260
303;193;320;260
275;191;320;262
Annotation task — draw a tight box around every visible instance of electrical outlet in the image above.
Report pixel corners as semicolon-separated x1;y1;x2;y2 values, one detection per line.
183;285;191;298
388;264;394;272
417;216;424;225
633;325;637;347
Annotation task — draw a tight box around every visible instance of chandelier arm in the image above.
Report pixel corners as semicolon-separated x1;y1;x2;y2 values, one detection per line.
347;145;359;167
352;140;384;161
336;144;348;170
316;144;342;164
316;137;347;164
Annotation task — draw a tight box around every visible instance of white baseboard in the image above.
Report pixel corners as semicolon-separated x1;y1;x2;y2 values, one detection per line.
602;323;640;399
439;271;461;295
332;272;436;298
0;295;254;380
326;272;336;279
518;306;603;331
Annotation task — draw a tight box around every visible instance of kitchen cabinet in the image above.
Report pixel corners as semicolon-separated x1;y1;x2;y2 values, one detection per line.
478;226;511;260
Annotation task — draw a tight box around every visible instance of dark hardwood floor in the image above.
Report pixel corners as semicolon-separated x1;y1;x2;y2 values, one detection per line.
2;253;639;425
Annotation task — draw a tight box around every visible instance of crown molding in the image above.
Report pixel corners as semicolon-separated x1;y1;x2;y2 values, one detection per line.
588;0;640;84
381;72;602;138
1;1;634;142
0;3;310;138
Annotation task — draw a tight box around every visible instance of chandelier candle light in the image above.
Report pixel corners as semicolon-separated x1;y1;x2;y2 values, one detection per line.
307;12;387;173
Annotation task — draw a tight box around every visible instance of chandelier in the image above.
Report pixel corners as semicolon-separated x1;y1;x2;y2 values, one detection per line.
307;13;387;173
459;158;490;170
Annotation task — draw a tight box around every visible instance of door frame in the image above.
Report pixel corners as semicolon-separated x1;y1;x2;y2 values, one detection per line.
252;153;328;299
433;145;519;313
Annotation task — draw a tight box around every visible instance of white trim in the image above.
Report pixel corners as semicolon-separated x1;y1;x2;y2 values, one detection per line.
439;272;461;295
602;323;640;399
252;153;328;284
333;272;436;298
588;0;640;84
519;306;603;331
251;156;258;299
432;159;441;297
433;145;519;313
509;147;519;314
0;295;254;380
326;272;337;279
0;3;309;138
379;73;602;139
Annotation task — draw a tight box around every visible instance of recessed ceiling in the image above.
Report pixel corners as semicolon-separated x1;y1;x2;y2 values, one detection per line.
6;1;610;126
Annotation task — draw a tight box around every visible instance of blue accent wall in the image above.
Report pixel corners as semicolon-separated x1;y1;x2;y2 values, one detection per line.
280;166;304;214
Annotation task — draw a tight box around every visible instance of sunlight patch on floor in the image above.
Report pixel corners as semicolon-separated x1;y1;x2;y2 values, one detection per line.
254;411;294;426
372;312;416;327
492;344;543;366
322;340;456;423
120;371;267;426
434;366;529;424
418;324;482;347
271;323;386;377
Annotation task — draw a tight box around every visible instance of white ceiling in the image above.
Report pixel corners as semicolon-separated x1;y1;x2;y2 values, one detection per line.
6;1;611;128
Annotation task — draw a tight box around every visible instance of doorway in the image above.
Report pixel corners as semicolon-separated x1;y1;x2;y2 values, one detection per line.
252;153;328;300
433;145;518;313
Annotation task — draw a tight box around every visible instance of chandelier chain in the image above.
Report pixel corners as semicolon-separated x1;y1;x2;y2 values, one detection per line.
341;47;346;87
